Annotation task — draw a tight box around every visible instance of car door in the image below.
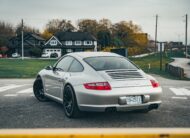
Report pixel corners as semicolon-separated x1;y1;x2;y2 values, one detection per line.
44;56;74;99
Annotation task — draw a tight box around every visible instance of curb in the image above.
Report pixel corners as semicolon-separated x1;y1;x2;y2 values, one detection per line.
0;128;190;138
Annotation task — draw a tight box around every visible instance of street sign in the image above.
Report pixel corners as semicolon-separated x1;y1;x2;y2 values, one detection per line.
158;43;165;52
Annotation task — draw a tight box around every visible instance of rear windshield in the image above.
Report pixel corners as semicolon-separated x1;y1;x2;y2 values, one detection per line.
84;56;138;71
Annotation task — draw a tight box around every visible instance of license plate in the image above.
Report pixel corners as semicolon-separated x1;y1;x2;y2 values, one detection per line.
126;96;142;105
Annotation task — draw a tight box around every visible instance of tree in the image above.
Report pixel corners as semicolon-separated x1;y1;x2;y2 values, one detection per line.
15;23;40;35
41;29;53;39
97;31;111;48
78;19;98;36
98;18;112;31
0;21;14;47
29;47;42;57
97;19;112;48
111;21;142;47
45;19;76;34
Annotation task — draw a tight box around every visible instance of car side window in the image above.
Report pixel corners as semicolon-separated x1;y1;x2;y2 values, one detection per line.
55;56;74;72
68;59;84;72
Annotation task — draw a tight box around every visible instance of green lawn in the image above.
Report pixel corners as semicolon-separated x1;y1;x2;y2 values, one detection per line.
0;54;178;79
0;59;56;78
130;54;177;79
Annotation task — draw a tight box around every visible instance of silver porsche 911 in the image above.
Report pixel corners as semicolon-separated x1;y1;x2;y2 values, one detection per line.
33;52;162;118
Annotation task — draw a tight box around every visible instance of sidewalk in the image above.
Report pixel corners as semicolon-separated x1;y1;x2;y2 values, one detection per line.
170;58;190;78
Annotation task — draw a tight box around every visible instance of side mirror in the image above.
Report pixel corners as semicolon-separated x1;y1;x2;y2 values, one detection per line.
45;65;53;70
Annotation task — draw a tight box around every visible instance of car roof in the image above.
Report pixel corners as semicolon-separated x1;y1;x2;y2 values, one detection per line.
67;52;122;58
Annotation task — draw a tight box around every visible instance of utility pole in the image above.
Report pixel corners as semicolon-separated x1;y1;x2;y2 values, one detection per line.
185;14;188;58
21;19;24;60
155;14;158;53
160;43;163;71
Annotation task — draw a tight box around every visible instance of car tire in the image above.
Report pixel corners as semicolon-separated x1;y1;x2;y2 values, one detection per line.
33;77;48;102
63;85;82;118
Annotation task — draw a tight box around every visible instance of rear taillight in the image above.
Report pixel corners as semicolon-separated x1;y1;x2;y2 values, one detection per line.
150;80;159;88
83;82;111;90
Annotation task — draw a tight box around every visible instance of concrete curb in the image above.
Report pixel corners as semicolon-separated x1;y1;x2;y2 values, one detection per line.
0;128;190;138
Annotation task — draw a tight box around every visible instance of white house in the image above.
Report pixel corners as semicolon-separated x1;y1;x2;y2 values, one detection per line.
43;32;97;58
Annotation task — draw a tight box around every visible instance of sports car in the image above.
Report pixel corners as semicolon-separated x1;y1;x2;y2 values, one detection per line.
33;52;162;118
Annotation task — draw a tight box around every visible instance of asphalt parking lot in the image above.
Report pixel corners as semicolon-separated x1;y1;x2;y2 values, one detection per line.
0;75;190;128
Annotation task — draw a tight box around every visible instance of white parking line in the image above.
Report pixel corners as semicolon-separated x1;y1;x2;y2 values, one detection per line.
0;85;25;93
179;88;190;96
17;88;33;94
169;88;190;96
172;97;188;100
4;94;18;97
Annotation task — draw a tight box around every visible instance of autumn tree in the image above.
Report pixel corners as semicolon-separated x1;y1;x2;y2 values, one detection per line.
77;19;98;37
0;21;15;55
97;19;112;48
45;19;76;34
41;29;53;39
15;23;40;35
112;21;143;47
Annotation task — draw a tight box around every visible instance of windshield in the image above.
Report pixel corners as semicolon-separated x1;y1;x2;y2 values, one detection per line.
84;56;138;71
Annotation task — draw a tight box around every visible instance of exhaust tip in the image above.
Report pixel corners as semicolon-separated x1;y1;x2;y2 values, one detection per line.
105;107;117;112
148;104;159;110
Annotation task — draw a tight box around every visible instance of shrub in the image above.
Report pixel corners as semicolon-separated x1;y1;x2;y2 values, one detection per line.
29;47;42;57
0;46;8;55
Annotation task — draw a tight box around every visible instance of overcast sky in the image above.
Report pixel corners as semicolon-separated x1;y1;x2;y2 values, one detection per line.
0;0;190;43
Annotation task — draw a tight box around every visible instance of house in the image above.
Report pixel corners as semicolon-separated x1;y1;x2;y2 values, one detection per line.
9;32;45;57
42;32;97;57
9;31;97;58
169;41;183;48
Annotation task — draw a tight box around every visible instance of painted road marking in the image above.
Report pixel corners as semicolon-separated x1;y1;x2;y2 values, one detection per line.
17;88;33;94
172;96;188;100
4;94;18;97
170;87;190;96
179;88;190;96
0;85;25;93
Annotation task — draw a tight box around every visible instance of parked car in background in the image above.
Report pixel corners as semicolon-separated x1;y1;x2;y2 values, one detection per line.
41;52;59;58
50;53;58;58
33;52;162;118
12;53;20;58
41;52;50;58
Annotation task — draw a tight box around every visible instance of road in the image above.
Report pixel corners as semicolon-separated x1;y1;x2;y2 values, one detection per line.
0;75;190;128
170;58;190;78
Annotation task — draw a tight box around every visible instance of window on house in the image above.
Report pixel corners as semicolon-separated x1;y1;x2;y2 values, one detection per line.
84;41;92;45
50;40;57;46
65;41;72;45
75;41;81;45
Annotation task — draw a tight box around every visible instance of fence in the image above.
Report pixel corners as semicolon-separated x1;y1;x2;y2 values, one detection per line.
165;63;184;79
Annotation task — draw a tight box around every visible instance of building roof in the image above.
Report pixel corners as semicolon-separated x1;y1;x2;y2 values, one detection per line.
45;35;62;45
10;32;45;41
55;32;97;41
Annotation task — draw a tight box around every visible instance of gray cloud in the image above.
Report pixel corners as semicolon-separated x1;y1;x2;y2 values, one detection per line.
0;0;189;43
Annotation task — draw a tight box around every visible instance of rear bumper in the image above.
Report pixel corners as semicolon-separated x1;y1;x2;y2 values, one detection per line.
79;101;161;112
74;85;162;112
